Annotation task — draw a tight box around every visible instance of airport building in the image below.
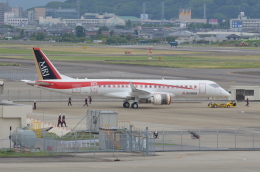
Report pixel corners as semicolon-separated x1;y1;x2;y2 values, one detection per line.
229;86;260;101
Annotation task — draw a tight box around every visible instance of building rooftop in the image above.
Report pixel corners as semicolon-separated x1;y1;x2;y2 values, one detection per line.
118;16;140;21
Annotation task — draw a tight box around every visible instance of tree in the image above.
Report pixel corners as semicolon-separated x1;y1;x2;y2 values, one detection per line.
100;26;109;31
109;30;115;37
35;32;45;41
75;26;85;37
125;20;132;30
96;28;102;36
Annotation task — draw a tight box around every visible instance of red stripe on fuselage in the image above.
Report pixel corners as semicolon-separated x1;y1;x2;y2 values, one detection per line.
36;81;194;90
39;50;62;79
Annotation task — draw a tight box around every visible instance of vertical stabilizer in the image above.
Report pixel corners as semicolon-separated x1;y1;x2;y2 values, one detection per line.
33;48;62;80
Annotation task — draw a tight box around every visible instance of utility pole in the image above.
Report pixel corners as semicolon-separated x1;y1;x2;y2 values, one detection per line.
142;2;146;14
161;2;165;21
77;0;80;19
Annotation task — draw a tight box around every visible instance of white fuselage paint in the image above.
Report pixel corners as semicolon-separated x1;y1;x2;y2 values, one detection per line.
34;79;230;100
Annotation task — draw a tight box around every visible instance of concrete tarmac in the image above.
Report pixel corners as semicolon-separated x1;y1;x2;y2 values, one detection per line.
1;44;260;171
0;151;260;172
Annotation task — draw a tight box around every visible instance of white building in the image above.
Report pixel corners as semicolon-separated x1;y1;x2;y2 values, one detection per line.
4;12;15;23
229;86;260;101
5;17;28;26
39;16;61;26
230;12;260;32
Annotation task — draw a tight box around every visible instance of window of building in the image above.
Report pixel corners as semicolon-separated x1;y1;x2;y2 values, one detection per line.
245;90;254;96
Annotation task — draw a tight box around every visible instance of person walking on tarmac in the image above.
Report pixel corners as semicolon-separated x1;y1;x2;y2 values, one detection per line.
245;98;249;107
33;100;36;110
57;114;62;127
61;114;67;127
83;97;88;107
88;96;92;104
68;96;72;106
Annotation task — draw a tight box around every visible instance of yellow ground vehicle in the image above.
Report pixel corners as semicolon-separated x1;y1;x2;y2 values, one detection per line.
208;101;237;108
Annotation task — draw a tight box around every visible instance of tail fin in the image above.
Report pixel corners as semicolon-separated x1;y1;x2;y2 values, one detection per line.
33;48;64;80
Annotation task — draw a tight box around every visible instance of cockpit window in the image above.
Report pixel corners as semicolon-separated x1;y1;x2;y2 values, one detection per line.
209;83;219;88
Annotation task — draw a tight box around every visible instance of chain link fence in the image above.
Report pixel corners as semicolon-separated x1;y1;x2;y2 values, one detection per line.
153;129;260;151
1;128;260;157
0;127;155;157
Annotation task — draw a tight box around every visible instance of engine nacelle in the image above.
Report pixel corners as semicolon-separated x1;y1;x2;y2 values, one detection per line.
151;94;171;105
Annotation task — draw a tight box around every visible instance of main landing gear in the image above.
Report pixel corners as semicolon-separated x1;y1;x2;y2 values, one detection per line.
123;102;138;109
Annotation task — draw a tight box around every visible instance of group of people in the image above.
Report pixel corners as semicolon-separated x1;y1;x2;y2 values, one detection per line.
83;96;92;107
57;114;67;127
67;96;92;107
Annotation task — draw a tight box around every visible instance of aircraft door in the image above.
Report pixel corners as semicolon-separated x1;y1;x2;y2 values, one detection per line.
72;84;81;93
199;83;206;95
90;82;98;94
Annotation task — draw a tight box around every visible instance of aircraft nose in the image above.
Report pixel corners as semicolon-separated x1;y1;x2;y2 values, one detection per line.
221;88;231;97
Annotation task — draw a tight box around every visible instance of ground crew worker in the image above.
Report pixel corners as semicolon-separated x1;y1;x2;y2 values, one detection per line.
83;97;88;107
68;96;72;106
61;114;67;127
57;114;62;127
33;100;36;110
89;96;92;104
245;98;249;107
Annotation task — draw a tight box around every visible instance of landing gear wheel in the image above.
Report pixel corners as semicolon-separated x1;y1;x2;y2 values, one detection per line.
131;102;138;109
123;102;130;108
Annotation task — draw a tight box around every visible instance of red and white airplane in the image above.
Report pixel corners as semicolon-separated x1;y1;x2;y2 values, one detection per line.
23;48;230;108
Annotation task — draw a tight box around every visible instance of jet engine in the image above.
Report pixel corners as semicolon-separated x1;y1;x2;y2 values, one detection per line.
151;94;172;105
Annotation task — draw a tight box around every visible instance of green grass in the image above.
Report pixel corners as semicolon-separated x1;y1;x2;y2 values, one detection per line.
0;46;259;69
0;63;20;66
105;61;260;69
0;48;84;55
0;149;54;157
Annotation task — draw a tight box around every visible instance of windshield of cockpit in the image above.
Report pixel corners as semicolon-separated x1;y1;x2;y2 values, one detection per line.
209;83;220;88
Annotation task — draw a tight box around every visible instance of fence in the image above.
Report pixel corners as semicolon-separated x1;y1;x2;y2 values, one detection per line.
0;127;155;157
153;129;260;151
1;128;260;157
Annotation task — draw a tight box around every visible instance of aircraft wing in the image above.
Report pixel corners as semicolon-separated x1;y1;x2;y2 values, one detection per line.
129;82;151;98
